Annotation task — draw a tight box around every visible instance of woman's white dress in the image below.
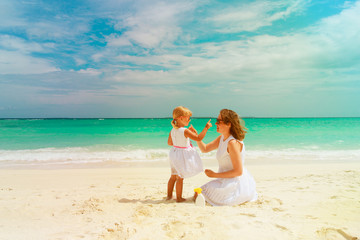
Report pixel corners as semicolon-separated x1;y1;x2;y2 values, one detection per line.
201;135;258;206
169;127;203;178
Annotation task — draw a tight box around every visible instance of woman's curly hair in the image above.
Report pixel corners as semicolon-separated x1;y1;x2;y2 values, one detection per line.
219;109;247;140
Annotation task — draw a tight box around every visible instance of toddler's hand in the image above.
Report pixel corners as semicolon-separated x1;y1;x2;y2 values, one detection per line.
189;124;198;134
205;169;216;178
205;119;212;130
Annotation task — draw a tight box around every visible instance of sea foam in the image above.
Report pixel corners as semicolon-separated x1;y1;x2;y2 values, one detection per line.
0;147;170;167
0;147;359;168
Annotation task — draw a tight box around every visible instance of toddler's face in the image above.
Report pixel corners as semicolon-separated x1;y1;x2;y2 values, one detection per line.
180;116;191;126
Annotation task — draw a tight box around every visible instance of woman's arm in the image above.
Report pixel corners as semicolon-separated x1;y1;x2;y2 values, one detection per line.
205;140;243;178
196;135;221;153
184;120;212;141
168;132;173;146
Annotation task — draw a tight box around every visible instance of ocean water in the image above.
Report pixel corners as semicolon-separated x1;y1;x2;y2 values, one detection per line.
0;118;359;168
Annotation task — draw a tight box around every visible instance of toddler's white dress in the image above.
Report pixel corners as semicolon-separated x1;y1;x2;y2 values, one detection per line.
169;127;203;178
201;135;258;206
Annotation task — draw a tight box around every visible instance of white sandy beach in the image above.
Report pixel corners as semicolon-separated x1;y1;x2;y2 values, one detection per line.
1;162;359;240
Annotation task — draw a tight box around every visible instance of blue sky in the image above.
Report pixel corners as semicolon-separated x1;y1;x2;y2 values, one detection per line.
0;0;359;118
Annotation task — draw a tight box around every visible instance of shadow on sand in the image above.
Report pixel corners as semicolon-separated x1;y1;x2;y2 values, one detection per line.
117;197;195;205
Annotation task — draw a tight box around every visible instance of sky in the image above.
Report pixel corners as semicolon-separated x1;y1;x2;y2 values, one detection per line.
0;0;359;118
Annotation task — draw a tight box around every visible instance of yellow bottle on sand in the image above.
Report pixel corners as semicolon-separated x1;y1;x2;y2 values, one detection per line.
194;188;205;206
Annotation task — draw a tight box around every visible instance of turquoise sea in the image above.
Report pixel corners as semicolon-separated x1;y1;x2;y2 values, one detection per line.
0;118;359;168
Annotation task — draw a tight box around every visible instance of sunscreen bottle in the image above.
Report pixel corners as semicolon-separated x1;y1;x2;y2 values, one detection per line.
194;188;205;206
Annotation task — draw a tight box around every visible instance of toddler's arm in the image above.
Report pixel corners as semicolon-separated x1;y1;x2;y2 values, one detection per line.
184;120;212;141
188;125;198;134
168;132;173;146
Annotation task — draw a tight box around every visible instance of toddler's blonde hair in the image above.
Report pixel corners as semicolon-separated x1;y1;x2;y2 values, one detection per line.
171;106;192;128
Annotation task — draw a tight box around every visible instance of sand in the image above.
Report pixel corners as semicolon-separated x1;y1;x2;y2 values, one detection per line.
1;162;360;240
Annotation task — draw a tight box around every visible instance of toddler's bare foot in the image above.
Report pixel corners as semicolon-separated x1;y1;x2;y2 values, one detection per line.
193;192;198;202
166;195;173;200
176;197;186;202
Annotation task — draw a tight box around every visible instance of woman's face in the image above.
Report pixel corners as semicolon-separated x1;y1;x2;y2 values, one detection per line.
215;113;230;134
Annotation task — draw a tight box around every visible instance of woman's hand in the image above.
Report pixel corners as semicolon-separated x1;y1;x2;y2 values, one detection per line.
206;140;243;178
205;169;216;178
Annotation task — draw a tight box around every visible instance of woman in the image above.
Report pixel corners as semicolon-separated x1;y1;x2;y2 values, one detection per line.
195;109;258;206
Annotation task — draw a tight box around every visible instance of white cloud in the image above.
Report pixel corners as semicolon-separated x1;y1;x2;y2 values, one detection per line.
0;35;48;53
77;68;102;76
210;0;307;32
115;54;195;68
34;89;105;105
101;0;360;96
110;69;172;84
0;34;58;74
1;0;359;117
314;1;360;51
75;58;86;66
106;34;132;47
0;1;26;27
0;50;58;74
92;52;105;62
108;1;196;49
26;19;90;41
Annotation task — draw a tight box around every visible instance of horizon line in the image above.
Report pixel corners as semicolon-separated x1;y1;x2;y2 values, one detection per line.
1;116;360;120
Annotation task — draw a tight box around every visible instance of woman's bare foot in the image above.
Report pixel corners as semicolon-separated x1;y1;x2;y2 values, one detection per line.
166;195;173;200
176;197;186;202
